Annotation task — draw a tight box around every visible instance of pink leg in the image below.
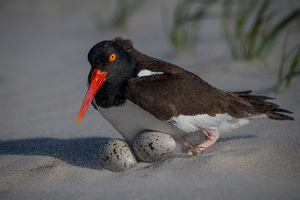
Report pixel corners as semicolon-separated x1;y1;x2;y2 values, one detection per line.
184;130;219;155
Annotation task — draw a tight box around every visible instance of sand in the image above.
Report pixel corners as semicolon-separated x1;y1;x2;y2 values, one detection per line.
0;0;299;199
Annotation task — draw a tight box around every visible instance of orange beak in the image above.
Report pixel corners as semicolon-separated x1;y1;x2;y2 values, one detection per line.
77;70;108;124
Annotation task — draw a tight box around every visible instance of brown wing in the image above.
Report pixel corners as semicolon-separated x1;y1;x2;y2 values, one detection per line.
114;37;294;121
126;72;258;121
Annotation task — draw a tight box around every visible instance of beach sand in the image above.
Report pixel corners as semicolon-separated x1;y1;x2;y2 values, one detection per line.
0;1;299;199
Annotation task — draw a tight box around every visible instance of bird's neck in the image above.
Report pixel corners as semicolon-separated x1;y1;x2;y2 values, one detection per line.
94;80;129;109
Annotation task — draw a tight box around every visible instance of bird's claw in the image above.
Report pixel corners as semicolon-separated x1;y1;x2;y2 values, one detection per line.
184;142;203;156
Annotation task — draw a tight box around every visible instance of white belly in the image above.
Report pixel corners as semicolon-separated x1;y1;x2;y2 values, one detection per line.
97;100;186;143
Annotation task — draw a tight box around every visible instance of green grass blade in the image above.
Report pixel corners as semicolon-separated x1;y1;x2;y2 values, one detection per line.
255;7;300;57
247;0;270;59
236;0;260;57
170;0;193;49
286;46;300;86
187;0;217;46
112;0;146;27
169;0;217;50
276;31;289;90
112;0;127;27
222;0;238;58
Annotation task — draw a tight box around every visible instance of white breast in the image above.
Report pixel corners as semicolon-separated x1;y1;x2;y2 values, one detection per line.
96;100;186;143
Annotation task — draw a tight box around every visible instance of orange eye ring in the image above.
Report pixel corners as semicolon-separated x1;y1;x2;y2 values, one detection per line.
109;53;116;62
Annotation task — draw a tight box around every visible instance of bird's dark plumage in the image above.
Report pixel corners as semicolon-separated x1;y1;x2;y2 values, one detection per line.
111;37;294;122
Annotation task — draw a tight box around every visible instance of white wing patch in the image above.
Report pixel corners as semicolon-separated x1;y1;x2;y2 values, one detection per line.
137;69;163;77
169;113;267;133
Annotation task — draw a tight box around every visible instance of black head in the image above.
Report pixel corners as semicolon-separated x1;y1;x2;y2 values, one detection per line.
88;40;136;83
87;40;136;108
76;40;136;124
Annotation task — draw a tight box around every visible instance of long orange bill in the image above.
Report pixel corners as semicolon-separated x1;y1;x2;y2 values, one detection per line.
77;70;108;124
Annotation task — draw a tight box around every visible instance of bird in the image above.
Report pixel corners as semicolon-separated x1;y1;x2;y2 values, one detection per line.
77;37;294;155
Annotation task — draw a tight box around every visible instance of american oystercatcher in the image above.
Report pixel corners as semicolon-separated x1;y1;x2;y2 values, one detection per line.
77;37;294;155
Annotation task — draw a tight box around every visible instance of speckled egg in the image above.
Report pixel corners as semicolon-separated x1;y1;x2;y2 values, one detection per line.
99;139;137;172
133;132;176;163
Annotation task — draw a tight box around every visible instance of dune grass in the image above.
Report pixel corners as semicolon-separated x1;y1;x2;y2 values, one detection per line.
111;0;146;28
167;0;217;51
260;32;300;90
94;0;146;28
222;0;300;60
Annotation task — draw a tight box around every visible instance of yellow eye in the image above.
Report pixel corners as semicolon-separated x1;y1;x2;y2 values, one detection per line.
109;53;116;62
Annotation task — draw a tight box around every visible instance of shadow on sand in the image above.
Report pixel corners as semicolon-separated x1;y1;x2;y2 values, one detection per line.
0;137;112;170
0;134;257;170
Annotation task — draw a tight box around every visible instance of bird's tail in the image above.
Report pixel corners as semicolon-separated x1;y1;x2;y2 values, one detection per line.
231;90;294;121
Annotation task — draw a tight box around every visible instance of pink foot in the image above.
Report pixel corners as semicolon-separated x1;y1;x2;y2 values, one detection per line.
184;130;219;155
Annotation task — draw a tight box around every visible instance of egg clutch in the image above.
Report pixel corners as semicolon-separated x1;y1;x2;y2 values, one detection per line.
99;132;176;172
